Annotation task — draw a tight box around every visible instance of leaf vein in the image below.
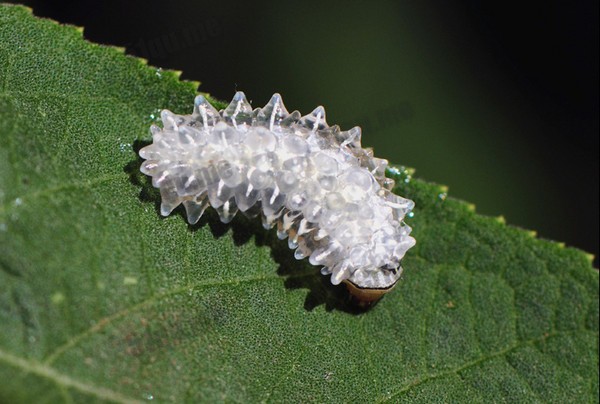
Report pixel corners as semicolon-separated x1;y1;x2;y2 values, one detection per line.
43;270;316;365
377;329;597;403
0;348;143;404
263;350;302;403
503;352;545;401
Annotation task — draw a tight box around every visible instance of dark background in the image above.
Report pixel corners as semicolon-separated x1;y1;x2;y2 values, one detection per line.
8;0;598;265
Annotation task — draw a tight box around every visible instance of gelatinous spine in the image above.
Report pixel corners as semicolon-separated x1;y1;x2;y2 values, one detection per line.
139;92;416;302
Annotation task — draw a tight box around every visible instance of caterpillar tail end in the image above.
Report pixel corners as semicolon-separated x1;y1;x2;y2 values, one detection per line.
343;280;396;306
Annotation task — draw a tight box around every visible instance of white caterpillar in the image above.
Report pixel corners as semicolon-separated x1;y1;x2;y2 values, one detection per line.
139;92;416;303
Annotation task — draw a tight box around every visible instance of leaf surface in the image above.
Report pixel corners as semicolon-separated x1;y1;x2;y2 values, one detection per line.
0;5;597;403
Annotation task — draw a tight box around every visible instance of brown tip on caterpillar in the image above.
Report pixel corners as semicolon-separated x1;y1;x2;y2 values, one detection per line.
343;280;396;306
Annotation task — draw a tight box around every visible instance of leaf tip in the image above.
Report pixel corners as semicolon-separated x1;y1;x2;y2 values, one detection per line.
405;167;416;176
466;203;476;212
20;5;34;14
526;229;537;238
494;215;506;224
189;80;202;91
202;93;228;110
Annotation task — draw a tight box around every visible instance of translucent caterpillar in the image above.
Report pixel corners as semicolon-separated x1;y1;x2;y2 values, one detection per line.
139;92;416;303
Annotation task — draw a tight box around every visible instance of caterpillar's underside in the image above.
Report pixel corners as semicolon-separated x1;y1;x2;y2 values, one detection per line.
139;92;416;303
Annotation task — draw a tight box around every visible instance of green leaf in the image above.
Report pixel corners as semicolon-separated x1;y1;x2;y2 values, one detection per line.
0;5;597;403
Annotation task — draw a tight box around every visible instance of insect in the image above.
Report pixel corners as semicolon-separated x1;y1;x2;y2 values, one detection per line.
139;92;416;303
